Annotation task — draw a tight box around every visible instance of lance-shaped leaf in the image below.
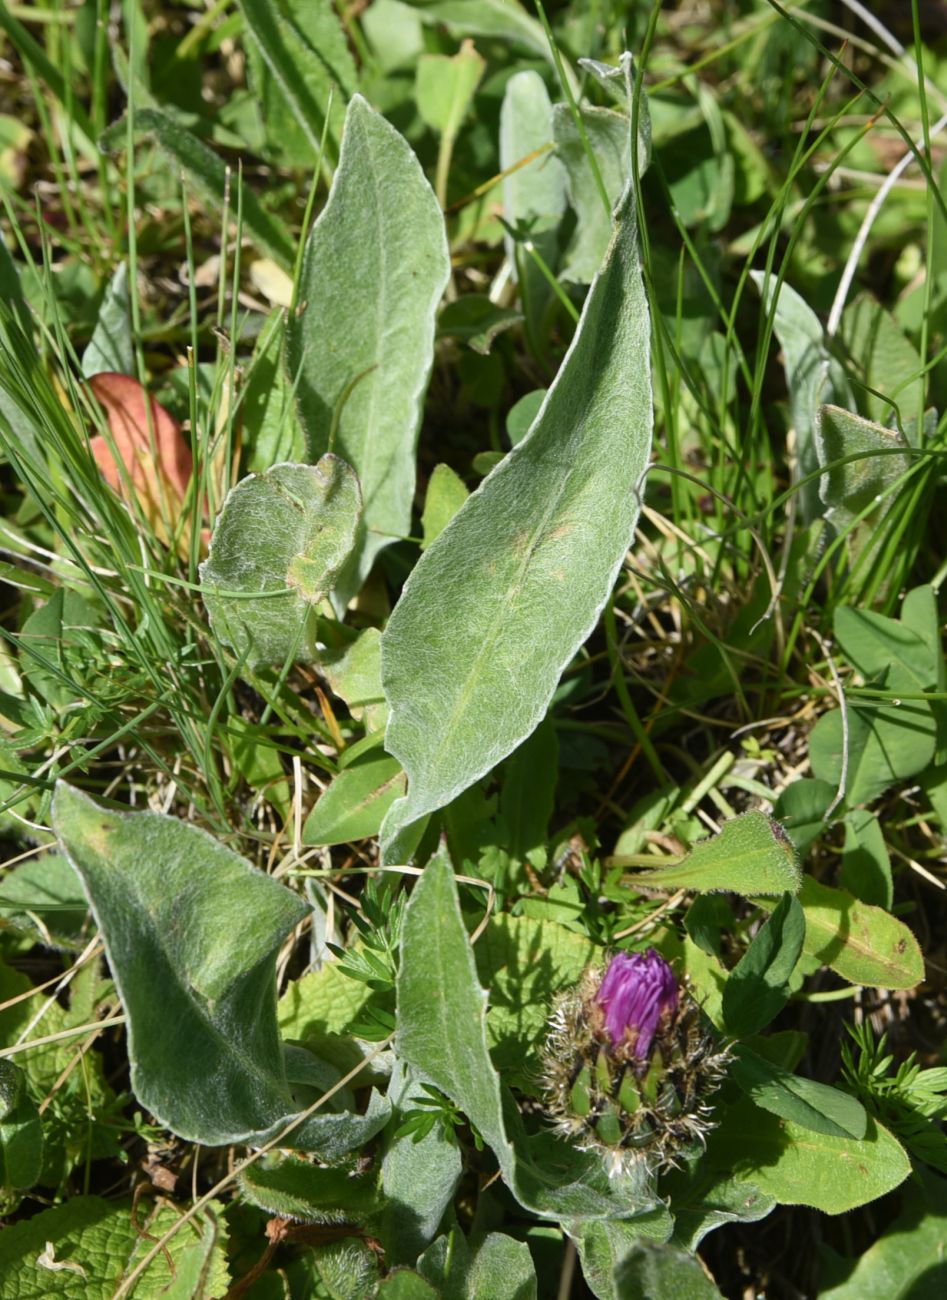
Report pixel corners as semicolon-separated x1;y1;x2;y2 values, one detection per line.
625;812;801;897
286;95;450;602
200;456;361;666
51;782;310;1146
499;68;566;323
381;189;652;860
554;105;636;286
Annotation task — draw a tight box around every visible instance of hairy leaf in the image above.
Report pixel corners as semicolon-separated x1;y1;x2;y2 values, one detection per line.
287;94;450;601
381;188;652;860
630;812;801;897
397;851;661;1221
52;783;388;1155
201;456;361;666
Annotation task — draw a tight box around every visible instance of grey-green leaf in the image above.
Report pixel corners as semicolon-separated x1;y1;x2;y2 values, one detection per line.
200;456;361;666
817;403;912;537
612;1243;723;1300
418;1227;538;1300
239;1157;380;1222
500;69;566;323
380;1068;463;1264
839;292;925;432
554;105;637;285
51;782;309;1145
286;94;450;602
381;188;652;860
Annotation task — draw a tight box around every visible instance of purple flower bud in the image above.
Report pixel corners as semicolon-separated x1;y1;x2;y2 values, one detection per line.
594;949;678;1058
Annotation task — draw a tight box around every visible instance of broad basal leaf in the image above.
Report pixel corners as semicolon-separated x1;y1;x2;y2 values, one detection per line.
381;188;652;861
52;782;367;1149
286;94;450;602
200;456;361;665
378;1066;463;1264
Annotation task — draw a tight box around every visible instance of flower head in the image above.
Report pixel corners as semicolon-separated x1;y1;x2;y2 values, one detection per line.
594;949;678;1058
541;949;730;1176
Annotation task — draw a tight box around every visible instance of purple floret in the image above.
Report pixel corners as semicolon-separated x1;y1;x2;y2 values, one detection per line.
595;949;678;1057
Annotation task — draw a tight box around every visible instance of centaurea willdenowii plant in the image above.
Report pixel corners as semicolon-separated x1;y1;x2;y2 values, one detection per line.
542;949;730;1174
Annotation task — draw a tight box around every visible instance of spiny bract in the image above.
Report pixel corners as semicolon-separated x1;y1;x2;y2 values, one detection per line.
541;949;730;1175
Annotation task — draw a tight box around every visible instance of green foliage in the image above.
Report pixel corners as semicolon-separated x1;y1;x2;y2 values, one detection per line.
820;1169;947;1300
721;892;804;1037
705;1098;910;1214
841;1024;947;1174
381;184;653;860
0;1195;229;1299
51;783;308;1143
286;93;451;600
2;3;945;1295
201;456;362;665
630;812;801;897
